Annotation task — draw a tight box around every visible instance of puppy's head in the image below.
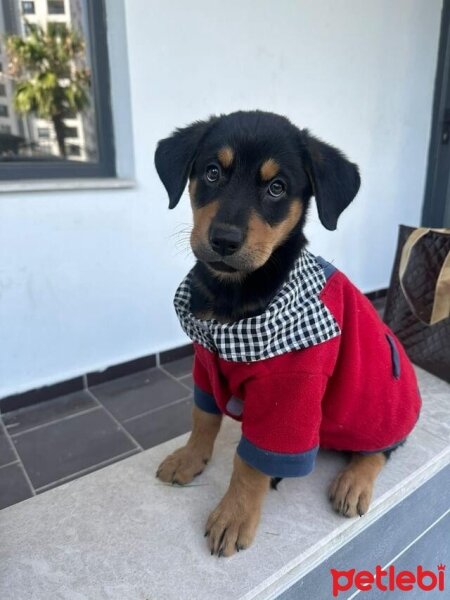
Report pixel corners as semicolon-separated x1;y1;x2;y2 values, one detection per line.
155;111;360;277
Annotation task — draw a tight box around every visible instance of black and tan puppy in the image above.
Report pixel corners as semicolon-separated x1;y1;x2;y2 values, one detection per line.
154;111;421;557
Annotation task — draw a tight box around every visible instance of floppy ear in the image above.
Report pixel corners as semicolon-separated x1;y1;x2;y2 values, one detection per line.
302;130;361;231
154;118;216;209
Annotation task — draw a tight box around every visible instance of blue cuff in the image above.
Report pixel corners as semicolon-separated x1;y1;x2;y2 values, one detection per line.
194;385;222;415
237;435;318;477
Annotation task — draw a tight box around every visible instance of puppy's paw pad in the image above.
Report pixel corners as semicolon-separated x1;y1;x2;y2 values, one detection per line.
156;446;209;485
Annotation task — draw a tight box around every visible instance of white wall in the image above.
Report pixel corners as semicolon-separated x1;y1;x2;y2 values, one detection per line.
0;0;442;398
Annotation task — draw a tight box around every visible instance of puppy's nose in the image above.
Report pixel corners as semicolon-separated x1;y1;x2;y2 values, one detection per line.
209;224;243;256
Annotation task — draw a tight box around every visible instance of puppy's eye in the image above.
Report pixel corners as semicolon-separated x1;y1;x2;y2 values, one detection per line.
268;179;286;198
206;164;221;183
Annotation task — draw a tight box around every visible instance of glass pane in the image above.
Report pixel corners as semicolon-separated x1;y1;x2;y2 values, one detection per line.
21;2;35;15
0;0;98;163
47;1;64;15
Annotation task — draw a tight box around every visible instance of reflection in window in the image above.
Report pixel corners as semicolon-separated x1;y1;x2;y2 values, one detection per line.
0;0;99;163
37;127;50;138
47;0;65;15
63;125;78;138
21;1;35;14
67;143;80;156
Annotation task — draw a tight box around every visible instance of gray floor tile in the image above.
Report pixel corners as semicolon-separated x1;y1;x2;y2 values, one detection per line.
162;356;194;378
123;397;193;449
37;449;140;493
12;408;137;489
0;464;33;510
3;391;96;436
0;423;16;467
179;374;194;391
91;368;190;422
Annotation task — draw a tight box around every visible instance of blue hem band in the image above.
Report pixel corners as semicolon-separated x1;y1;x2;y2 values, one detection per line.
194;385;222;415
237;435;318;477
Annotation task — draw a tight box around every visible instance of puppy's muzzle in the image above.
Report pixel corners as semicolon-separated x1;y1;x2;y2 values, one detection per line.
209;224;244;257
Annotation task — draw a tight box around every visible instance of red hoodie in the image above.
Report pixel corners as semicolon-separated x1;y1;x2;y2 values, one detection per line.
174;251;421;477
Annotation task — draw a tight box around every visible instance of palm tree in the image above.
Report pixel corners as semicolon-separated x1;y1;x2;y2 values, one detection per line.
6;21;91;157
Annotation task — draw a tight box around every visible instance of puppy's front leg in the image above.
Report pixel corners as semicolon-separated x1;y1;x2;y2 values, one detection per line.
206;454;270;557
328;452;386;517
156;405;222;485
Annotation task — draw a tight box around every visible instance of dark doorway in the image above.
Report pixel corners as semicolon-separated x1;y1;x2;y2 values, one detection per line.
422;0;450;227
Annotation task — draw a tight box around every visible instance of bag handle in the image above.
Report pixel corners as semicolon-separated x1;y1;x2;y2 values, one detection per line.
399;227;450;325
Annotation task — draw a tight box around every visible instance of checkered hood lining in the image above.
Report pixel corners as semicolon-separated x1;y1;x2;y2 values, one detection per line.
173;249;341;362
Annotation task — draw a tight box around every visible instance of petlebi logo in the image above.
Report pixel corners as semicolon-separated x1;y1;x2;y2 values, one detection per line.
330;564;446;596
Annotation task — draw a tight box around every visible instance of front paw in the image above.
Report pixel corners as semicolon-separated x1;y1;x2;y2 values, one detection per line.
205;493;261;557
156;446;209;485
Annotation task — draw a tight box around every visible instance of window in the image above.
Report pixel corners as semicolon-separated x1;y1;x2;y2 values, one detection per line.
63;125;78;138
47;0;65;15
21;1;35;14
0;84;6;96
0;0;115;180
0;124;11;133
67;143;80;156
37;127;50;139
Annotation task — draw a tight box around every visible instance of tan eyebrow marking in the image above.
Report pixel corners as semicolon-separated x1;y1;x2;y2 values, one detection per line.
247;199;303;258
260;158;280;181
217;146;234;168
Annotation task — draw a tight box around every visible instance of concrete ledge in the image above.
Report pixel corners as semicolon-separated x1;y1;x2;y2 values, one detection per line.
0;367;449;600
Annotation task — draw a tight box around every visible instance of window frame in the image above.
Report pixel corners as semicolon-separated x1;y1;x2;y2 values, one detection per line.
47;0;65;16
63;125;79;138
67;143;81;156
0;0;116;181
37;127;50;138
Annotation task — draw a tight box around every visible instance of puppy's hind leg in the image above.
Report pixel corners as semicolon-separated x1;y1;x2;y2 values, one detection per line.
328;452;386;518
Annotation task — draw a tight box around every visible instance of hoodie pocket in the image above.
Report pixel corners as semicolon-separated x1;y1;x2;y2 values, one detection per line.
386;333;401;379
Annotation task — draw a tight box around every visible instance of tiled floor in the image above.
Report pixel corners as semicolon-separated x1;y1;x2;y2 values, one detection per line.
0;355;194;509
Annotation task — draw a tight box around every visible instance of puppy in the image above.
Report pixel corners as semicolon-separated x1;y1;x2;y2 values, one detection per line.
154;111;421;557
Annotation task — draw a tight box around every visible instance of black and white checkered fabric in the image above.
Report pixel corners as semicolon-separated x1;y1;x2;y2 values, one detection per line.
174;249;341;362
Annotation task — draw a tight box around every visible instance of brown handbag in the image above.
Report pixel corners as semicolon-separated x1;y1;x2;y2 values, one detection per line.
384;225;450;382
